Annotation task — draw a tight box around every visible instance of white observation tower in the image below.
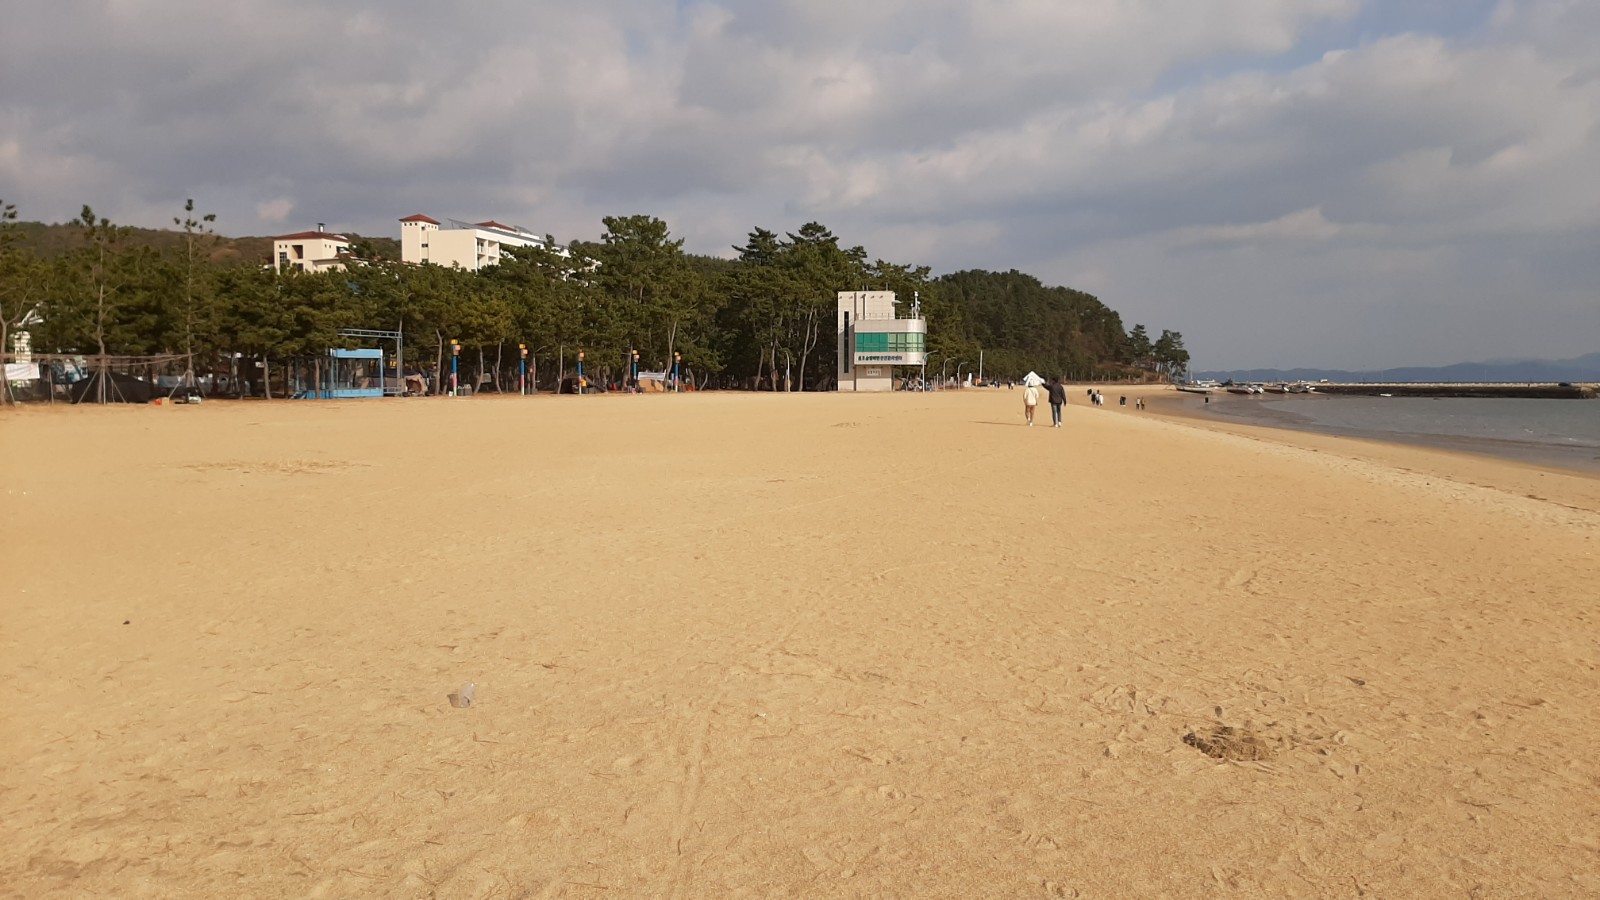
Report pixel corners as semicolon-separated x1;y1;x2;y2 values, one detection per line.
836;291;928;391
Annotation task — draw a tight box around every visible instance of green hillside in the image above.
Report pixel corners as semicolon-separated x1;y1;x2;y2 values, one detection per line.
12;221;400;267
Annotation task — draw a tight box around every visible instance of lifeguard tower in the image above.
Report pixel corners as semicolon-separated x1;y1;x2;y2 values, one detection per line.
836;290;927;391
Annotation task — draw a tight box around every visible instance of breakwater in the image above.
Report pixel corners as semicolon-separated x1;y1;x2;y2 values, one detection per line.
1314;382;1596;399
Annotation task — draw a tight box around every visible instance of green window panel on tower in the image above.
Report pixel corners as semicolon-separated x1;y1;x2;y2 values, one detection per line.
853;333;925;353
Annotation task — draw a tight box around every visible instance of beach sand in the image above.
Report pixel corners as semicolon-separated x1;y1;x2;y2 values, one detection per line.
3;390;1598;898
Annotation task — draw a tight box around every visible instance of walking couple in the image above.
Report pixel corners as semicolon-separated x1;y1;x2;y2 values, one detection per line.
1024;376;1067;428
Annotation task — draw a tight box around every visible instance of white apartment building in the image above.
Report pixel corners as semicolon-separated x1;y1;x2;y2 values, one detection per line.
272;228;351;273
399;215;567;271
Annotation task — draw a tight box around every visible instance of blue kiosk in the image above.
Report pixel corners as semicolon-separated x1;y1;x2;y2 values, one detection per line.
296;327;404;399
304;347;385;399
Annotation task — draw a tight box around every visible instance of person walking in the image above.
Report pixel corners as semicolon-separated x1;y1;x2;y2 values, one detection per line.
1045;376;1067;428
1023;381;1041;426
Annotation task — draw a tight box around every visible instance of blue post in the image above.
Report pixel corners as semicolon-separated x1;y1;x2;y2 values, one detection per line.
520;343;528;396
673;352;681;392
450;339;459;395
577;350;585;396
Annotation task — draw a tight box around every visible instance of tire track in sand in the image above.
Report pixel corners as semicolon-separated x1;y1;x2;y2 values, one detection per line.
664;613;809;899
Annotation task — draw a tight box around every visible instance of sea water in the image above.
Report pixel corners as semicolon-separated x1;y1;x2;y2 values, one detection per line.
1203;395;1600;473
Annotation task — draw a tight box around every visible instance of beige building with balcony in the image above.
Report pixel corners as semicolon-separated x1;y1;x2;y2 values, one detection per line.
272;229;351;273
837;290;928;392
399;215;567;271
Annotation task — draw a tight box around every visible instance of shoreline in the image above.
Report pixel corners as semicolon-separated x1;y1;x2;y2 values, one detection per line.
1135;383;1599;472
1068;382;1600;516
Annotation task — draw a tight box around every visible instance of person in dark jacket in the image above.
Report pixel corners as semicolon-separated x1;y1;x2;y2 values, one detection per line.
1045;377;1068;428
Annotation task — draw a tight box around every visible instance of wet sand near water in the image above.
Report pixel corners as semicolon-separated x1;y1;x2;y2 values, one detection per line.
3;391;1599;898
1138;387;1600;475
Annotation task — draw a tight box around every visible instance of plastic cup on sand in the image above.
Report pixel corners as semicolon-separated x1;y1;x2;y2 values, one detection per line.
450;682;476;708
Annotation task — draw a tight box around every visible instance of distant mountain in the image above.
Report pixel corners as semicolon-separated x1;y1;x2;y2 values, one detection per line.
1197;353;1600;384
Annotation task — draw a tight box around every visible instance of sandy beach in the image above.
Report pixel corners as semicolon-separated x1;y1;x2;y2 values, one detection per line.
3;389;1598;898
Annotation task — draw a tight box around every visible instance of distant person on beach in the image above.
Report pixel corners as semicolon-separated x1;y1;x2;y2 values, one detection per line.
1023;382;1040;426
1045;377;1067;428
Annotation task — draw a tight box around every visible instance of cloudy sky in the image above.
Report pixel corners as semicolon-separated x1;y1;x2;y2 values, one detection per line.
3;0;1596;369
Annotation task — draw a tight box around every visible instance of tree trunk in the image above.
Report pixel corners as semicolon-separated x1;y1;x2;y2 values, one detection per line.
797;309;819;393
263;355;274;400
0;317;11;405
664;318;679;386
434;330;444;396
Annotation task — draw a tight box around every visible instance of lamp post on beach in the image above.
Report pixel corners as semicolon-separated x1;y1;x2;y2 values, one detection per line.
450;339;459;396
941;358;958;389
957;361;969;386
923;351;939;391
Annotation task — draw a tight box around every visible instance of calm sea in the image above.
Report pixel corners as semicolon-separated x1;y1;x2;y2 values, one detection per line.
1201;394;1600;474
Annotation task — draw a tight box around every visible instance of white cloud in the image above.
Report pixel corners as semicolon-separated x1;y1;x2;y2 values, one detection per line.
255;198;295;225
1175;207;1348;246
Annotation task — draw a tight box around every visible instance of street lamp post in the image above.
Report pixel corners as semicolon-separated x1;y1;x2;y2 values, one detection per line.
957;362;968;386
941;358;958;389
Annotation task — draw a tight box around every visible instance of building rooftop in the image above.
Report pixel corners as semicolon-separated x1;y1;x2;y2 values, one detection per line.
273;231;351;242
